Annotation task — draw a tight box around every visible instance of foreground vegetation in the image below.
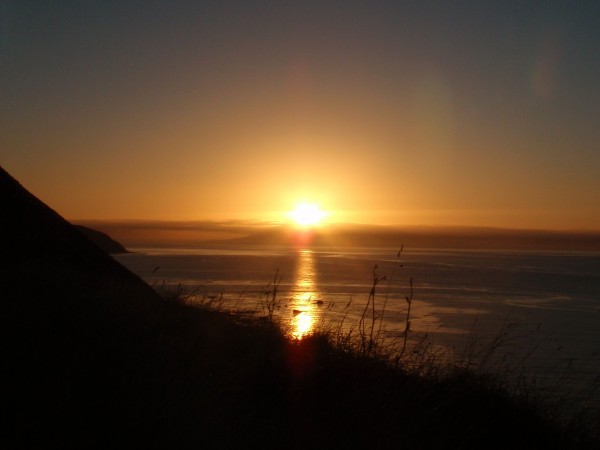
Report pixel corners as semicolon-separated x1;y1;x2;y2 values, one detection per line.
2;164;598;449
3;258;598;449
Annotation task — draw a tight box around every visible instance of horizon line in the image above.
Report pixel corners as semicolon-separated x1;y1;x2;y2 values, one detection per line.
73;219;600;235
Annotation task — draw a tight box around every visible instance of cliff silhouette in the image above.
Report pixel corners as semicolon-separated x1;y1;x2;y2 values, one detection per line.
74;224;129;254
0;165;164;445
1;165;596;449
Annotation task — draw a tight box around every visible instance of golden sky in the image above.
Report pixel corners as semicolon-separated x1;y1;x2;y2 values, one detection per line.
2;1;599;230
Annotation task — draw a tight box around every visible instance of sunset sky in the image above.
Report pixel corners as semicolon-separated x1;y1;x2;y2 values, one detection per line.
2;1;599;230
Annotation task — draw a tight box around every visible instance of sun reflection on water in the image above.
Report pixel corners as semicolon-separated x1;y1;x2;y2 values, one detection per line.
289;250;321;339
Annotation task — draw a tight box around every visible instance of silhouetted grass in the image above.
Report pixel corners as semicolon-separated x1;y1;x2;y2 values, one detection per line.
3;255;599;449
6;162;595;448
152;273;600;449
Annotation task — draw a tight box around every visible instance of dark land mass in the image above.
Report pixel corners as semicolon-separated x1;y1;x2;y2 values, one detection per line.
222;223;600;252
1;165;598;449
79;219;600;251
74;224;129;254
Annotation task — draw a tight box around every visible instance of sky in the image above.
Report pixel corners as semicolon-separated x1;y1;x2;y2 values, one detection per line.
2;1;599;230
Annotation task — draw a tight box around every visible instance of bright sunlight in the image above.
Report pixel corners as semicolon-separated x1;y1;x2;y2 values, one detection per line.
288;202;327;227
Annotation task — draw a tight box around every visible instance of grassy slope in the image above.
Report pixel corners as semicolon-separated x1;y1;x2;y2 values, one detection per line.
1;166;597;449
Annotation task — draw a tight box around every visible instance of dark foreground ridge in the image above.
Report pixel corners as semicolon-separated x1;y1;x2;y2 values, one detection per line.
0;165;597;449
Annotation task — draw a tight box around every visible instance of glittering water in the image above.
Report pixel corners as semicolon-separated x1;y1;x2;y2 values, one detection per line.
115;246;600;407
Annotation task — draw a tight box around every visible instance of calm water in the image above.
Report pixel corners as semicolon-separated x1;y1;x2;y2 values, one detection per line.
114;246;600;407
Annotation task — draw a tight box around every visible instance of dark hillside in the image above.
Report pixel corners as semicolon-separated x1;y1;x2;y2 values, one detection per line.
0;165;596;449
0;166;165;445
74;224;129;254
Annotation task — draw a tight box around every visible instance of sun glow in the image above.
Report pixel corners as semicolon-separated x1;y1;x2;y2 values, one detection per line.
289;202;327;227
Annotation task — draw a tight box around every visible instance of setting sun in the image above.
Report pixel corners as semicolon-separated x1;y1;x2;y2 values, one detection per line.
289;202;327;227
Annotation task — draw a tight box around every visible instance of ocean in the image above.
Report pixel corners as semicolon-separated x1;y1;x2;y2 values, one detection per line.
114;245;600;409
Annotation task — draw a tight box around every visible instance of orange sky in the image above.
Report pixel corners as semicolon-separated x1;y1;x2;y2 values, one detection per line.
2;2;599;231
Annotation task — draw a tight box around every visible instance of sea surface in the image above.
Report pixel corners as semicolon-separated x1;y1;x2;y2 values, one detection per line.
114;245;600;410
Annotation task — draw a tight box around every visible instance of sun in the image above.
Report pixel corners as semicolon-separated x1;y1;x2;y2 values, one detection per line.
288;202;327;227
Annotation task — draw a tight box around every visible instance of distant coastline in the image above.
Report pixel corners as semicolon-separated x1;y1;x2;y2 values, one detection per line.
77;220;600;252
74;225;129;254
